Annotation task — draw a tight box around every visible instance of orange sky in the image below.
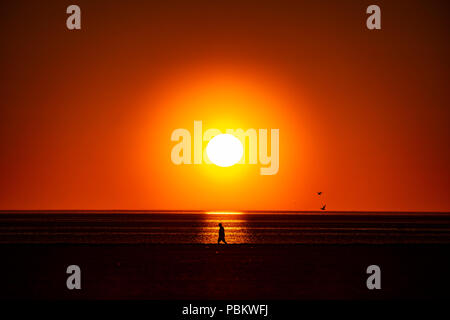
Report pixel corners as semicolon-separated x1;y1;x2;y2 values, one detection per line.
0;0;449;211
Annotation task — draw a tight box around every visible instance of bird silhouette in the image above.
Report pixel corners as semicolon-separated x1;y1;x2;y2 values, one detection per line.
317;192;322;195
320;204;326;210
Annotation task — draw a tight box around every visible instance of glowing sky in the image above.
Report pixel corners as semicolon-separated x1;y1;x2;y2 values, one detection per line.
0;0;449;211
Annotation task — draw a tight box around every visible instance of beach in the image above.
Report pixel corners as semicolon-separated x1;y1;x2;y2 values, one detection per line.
1;211;449;300
1;243;449;300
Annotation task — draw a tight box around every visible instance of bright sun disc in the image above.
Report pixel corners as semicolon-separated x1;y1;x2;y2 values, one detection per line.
206;134;244;167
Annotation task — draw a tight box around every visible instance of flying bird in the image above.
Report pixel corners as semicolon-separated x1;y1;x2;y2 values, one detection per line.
320;204;326;210
317;192;322;195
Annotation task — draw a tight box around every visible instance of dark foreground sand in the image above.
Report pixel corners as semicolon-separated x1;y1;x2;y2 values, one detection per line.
1;244;449;299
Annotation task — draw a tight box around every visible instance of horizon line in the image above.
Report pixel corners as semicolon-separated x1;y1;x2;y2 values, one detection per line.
0;209;449;215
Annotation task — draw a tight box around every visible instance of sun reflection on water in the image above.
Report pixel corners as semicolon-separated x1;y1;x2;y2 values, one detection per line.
200;212;250;243
206;211;244;215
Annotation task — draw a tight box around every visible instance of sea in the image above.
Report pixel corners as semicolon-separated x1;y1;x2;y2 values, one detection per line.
1;211;449;244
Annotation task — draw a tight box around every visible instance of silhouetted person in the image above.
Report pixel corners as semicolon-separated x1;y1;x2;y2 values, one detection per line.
218;223;227;244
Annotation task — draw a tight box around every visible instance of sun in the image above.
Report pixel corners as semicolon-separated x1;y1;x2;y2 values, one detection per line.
206;134;244;167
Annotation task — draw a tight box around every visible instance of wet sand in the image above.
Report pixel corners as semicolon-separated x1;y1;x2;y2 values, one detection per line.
1;244;449;300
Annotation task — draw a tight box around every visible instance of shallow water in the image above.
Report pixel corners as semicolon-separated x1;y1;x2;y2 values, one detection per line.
1;211;449;244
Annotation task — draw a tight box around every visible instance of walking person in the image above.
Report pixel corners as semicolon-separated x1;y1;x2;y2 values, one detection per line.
218;223;227;244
